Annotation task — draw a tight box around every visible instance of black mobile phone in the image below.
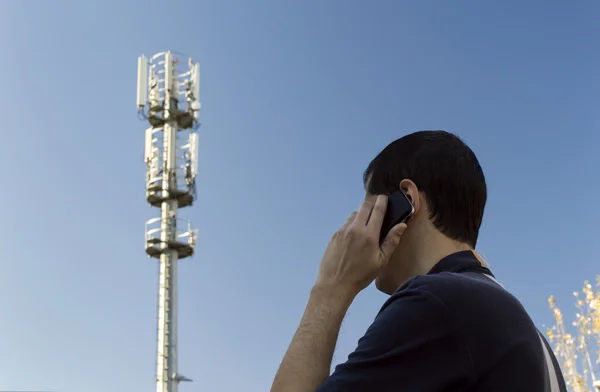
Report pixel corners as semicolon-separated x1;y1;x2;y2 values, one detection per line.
379;191;415;243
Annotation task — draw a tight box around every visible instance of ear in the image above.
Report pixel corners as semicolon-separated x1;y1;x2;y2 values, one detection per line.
399;179;420;214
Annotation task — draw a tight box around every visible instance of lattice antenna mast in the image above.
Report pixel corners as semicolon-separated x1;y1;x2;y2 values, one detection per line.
137;51;201;392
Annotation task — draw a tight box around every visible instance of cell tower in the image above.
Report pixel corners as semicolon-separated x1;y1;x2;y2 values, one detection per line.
136;51;201;392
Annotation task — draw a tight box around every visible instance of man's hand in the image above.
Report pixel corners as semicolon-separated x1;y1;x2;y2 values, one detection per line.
271;195;407;392
317;194;407;297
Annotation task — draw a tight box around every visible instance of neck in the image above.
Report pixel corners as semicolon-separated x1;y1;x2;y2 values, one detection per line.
410;230;472;276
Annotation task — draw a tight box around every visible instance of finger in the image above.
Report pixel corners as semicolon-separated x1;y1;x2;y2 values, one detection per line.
366;195;388;232
354;200;375;226
340;211;359;230
379;223;407;262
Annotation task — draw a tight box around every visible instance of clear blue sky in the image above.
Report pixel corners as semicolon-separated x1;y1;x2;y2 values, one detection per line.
0;1;598;391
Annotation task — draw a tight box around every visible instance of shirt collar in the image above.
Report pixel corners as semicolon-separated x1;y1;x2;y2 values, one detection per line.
427;250;494;277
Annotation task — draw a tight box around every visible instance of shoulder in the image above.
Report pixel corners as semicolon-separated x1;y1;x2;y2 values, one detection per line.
317;278;477;391
318;272;545;391
369;275;477;361
372;277;469;343
398;272;537;336
397;272;544;377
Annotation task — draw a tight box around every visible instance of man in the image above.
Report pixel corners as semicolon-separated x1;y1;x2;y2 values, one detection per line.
271;131;566;392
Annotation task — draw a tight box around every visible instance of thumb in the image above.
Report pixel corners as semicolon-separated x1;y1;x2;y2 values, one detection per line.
379;223;407;263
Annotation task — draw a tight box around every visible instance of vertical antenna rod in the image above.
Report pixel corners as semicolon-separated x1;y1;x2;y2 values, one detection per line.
137;51;201;392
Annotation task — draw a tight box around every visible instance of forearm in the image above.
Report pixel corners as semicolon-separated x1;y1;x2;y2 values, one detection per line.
271;284;354;392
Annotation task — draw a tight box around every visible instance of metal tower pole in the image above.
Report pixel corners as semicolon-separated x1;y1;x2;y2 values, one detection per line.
158;52;180;392
137;51;201;392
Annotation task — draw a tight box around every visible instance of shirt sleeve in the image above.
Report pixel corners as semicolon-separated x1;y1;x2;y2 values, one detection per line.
315;284;475;392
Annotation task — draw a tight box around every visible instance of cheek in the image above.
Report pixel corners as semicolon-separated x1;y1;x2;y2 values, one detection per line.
387;239;405;266
378;247;402;284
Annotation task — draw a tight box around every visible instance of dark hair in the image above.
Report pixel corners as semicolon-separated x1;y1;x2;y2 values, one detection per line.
364;130;487;247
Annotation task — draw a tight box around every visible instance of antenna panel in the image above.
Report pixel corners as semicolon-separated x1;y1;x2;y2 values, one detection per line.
189;132;199;177
192;63;200;102
137;56;148;109
164;52;173;91
144;128;153;163
192;63;201;121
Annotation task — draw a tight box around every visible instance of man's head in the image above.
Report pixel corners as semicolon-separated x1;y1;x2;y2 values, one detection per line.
364;130;487;294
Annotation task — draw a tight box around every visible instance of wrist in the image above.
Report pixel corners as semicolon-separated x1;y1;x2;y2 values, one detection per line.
311;281;357;309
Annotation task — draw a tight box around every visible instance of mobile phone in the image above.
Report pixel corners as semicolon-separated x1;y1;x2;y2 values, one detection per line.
379;191;415;243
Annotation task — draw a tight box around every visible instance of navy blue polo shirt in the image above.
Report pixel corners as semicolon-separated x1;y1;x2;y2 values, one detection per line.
316;250;566;391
